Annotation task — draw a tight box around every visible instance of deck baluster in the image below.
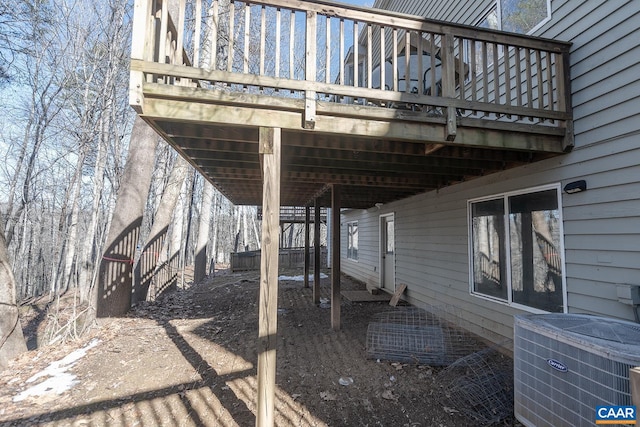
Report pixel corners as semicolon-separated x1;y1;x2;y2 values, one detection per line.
392;27;398;92
227;1;235;72
504;44;511;118
526;48;533;113
546;51;554;118
210;0;219;70
536;50;543;112
289;9;295;79
325;15;331;84
442;34;456;141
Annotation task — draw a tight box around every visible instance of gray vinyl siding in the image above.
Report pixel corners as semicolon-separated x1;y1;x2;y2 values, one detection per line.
373;0;494;25
342;0;640;344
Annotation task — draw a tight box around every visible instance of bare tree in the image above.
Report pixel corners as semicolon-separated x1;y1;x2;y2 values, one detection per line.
0;221;27;370
94;116;158;318
194;180;214;282
1;0;133;306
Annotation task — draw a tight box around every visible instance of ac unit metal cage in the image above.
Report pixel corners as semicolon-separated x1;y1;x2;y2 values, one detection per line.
514;313;640;427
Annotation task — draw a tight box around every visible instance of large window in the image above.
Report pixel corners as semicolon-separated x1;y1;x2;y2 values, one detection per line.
471;0;551;74
469;185;565;312
347;221;358;260
479;0;551;34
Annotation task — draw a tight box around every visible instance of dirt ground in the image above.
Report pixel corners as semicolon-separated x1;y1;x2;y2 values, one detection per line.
0;269;517;426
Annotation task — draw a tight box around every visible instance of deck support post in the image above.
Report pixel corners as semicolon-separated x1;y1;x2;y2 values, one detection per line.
129;0;153;112
304;206;310;288
256;127;281;427
331;185;341;331
314;198;321;304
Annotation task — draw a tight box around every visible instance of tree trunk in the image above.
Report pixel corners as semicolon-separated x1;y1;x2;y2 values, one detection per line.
194;180;214;283
287;224;294;248
252;207;261;250
132;156;189;304
234;207;241;253
94;117;158;318
79;116;108;303
60;149;87;295
182;171;197;269
210;193;220;270
0;221;27;371
167;183;186;293
242;206;249;251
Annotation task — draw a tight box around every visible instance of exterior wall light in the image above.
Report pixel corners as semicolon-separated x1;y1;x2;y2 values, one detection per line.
563;180;587;194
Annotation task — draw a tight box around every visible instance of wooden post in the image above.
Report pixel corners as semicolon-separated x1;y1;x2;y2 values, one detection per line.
313;198;321;304
557;47;574;151
256;127;281;427
331;185;341;331
304;11;317;129
129;0;153;112
631;367;640;409
304;206;310;288
442;34;457;141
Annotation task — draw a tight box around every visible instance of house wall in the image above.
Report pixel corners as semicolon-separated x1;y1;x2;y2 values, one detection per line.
343;0;640;344
373;0;494;25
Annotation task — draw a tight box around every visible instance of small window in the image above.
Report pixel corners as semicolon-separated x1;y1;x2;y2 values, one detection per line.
478;0;551;35
471;6;500;74
469;185;565;313
478;6;499;30
500;0;551;34
347;221;358;260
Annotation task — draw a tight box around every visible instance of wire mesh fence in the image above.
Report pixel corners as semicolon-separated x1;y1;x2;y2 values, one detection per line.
365;306;480;366
436;347;514;426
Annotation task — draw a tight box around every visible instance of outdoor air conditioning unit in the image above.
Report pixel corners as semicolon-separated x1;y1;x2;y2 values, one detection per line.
514;313;640;427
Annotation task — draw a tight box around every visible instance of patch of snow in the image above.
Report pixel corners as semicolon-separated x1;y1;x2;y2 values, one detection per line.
13;338;100;402
278;273;328;281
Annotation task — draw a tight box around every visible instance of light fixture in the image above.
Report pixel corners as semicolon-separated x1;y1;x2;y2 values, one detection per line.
563;180;587;194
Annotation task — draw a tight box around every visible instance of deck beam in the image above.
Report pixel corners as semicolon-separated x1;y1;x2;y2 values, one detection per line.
141;94;565;153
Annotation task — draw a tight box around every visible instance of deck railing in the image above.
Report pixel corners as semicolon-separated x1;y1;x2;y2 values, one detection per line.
130;0;572;146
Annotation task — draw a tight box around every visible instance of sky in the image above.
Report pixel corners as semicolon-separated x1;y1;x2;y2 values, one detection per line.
339;0;375;7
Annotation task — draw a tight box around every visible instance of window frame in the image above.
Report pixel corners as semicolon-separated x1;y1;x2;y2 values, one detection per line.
347;221;359;261
467;183;567;314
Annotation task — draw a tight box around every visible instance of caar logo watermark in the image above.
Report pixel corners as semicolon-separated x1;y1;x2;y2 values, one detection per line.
596;406;636;425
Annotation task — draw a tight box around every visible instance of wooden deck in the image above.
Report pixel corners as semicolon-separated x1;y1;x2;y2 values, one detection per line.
128;2;574;422
130;0;572;209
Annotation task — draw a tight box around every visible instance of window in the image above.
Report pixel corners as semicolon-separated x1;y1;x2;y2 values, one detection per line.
478;6;499;31
469;185;565;312
347;221;358;260
470;1;551;75
500;0;551;34
478;0;551;35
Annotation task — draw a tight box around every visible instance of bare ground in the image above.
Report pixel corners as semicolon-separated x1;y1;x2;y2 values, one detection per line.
0;269;517;426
